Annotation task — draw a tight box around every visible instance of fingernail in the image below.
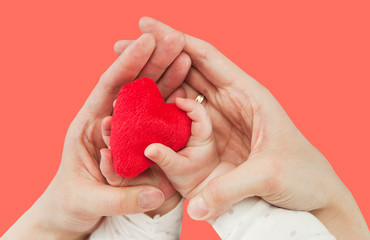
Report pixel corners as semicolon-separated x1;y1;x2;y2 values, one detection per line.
187;197;209;220
99;149;105;159
175;97;184;103
144;145;157;158
139;188;164;209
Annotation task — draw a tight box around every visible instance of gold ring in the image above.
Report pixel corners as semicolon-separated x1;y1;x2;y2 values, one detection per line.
195;94;205;104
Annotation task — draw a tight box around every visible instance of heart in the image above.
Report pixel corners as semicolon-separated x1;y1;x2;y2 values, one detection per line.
110;77;191;178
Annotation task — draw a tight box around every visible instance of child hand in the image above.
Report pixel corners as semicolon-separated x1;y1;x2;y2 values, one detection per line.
144;98;236;200
99;116;181;217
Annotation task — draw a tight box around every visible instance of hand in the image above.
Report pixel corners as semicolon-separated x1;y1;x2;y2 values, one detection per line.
3;30;190;239
99;115;182;218
144;97;228;200
115;17;369;239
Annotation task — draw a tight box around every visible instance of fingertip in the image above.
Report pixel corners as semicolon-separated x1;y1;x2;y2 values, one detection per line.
174;97;188;111
175;97;185;104
165;30;185;48
175;97;197;112
113;41;121;55
139;16;155;31
144;144;158;159
140;32;156;46
99;149;104;159
166;87;186;103
113;40;124;55
180;52;191;69
100;148;112;173
187;195;228;221
139;16;150;27
100;148;110;158
187;196;210;220
101;116;112;130
113;40;134;56
101;117;112;147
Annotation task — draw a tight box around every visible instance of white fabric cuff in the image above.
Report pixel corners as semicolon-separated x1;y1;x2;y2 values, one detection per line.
212;197;336;240
89;198;184;240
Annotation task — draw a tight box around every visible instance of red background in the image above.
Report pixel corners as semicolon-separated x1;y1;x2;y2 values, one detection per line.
1;1;369;238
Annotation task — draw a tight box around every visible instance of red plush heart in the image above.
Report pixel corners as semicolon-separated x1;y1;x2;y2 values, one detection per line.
110;77;191;178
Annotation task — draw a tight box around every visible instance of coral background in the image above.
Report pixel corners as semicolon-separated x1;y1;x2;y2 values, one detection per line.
1;0;369;238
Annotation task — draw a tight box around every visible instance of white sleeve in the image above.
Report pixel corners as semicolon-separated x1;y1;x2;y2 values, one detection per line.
89;199;184;240
212;197;336;240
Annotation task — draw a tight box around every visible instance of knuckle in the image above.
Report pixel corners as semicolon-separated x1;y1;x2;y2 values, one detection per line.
193;101;204;113
117;190;130;214
98;72;116;94
167;30;185;47
149;56;167;70
161;75;179;90
178;52;191;67
260;162;281;194
193;41;216;68
176;31;186;46
159;149;171;169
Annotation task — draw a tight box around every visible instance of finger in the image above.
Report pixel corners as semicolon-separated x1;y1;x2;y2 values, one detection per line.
157;52;191;99
100;148;124;186
81;33;155;117
182;82;201;99
144;143;188;174
139;17;230;87
139;16;177;41
183;34;253;88
101;116;112;147
137;24;185;81
165;87;186;103
113;41;189;100
139;17;262;91
180;82;210;109
175;98;212;144
113;40;134;55
185;67;216;103
79;183;165;216
187;159;271;220
138;17;217;99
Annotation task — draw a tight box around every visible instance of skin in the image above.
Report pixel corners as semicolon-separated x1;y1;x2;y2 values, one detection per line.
100;97;226;203
113;17;369;239
2;30;189;239
3;17;369;240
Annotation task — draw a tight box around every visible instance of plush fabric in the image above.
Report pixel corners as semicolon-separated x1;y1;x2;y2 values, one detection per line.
110;77;191;178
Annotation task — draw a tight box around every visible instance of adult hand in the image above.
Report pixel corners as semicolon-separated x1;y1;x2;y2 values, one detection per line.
115;17;369;239
3;30;190;240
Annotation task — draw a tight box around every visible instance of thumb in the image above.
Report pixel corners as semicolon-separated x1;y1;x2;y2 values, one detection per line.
144;143;186;173
82;183;165;216
187;159;272;220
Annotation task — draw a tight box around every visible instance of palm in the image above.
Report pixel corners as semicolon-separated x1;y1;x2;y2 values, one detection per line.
183;68;254;168
50;119;111;233
44;31;189;237
206;99;252;166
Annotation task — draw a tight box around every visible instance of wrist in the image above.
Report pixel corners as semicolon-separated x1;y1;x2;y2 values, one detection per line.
2;201;86;240
311;184;370;239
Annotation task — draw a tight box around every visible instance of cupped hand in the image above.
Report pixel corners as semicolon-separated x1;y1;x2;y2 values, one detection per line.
114;16;340;219
3;29;191;240
51;32;190;236
114;17;369;239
